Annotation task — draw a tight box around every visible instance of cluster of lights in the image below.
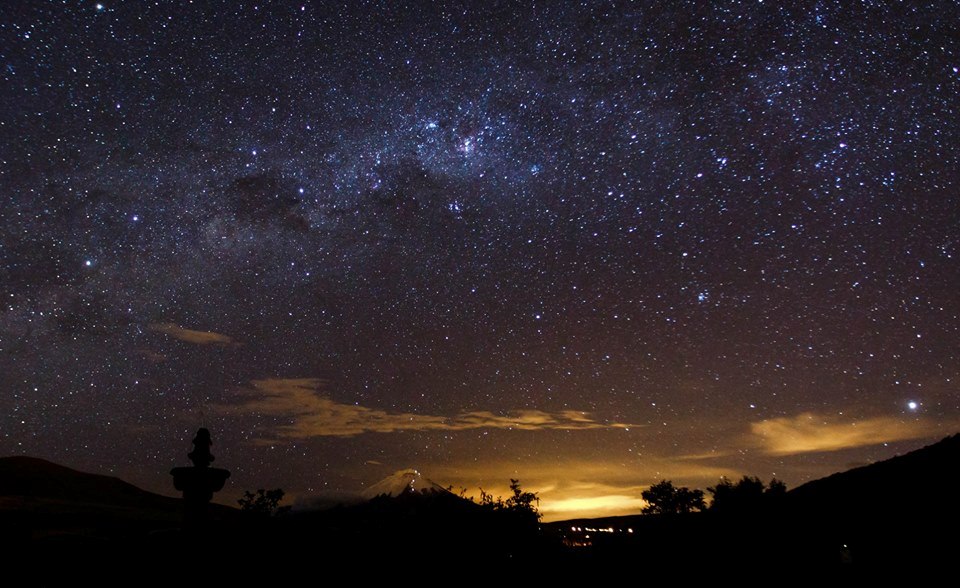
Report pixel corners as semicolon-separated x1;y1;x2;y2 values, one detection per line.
569;526;633;534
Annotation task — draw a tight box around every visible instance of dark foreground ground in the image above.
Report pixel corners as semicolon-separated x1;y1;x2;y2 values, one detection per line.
3;491;956;584
3;434;959;581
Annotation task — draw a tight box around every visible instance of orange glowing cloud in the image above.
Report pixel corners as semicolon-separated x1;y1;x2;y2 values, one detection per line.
149;322;235;345
750;412;942;455
218;378;636;438
542;494;647;517
426;458;732;521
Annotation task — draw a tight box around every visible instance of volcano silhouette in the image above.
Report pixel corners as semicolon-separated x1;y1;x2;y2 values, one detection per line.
360;468;449;499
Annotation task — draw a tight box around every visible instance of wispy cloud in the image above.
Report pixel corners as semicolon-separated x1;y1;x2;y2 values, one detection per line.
217;378;636;438
750;412;941;456
148;322;235;345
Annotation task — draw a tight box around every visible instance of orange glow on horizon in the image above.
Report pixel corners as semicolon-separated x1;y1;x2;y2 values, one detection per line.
538;494;647;521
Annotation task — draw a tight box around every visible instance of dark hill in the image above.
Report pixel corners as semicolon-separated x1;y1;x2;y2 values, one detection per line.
0;456;238;547
278;486;547;564
788;433;960;514
778;434;960;565
0;456;180;510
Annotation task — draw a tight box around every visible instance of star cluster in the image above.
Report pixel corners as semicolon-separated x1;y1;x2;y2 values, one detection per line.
1;1;957;518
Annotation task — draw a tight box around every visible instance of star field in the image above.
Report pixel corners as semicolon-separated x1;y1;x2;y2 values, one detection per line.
1;1;958;518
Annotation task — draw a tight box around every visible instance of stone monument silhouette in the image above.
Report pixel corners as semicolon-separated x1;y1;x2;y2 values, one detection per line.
170;428;230;528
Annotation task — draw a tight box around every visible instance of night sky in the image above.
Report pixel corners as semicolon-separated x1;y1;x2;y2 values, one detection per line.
2;1;958;520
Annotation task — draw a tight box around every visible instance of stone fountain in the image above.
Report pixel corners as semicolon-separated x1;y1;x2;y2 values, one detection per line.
170;428;230;528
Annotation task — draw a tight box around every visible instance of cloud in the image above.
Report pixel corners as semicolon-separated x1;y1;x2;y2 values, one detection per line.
675;450;734;461
750;412;941;456
426;459;732;521
541;493;647;518
217;378;636;438
148;322;235;345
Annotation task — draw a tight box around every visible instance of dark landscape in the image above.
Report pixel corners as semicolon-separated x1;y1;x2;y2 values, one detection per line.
2;433;957;577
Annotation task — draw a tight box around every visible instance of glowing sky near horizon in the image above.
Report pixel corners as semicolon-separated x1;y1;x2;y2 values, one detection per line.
1;1;958;521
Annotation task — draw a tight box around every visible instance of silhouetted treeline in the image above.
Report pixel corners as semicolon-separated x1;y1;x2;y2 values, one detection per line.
708;475;786;511
639;476;786;515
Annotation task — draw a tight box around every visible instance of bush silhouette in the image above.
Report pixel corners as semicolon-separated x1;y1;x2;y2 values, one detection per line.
238;488;290;516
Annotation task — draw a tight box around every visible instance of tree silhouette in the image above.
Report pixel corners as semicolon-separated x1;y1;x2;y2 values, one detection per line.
641;480;706;514
767;477;787;496
474;479;541;522
708;476;786;511
238;488;290;516
505;478;541;520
